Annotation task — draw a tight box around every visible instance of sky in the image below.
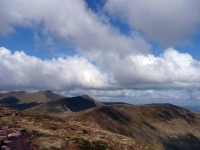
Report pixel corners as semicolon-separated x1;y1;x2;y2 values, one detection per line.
1;0;200;105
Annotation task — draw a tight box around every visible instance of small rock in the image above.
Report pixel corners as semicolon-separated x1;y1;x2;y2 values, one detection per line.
16;128;26;132
3;126;8;130
3;140;12;144
7;131;21;138
0;136;7;140
0;131;4;135
3;146;11;150
1;145;10;149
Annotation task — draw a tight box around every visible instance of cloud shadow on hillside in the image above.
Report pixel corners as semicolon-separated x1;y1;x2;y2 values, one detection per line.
97;106;131;124
162;133;200;150
60;97;97;112
0;96;42;111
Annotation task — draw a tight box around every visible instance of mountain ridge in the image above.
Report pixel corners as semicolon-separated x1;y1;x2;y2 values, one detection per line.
1;91;200;149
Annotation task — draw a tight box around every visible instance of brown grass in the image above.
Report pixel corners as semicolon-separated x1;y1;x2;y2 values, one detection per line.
0;107;151;150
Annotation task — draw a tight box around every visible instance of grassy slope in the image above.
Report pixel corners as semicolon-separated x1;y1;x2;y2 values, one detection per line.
0;107;151;150
68;104;200;150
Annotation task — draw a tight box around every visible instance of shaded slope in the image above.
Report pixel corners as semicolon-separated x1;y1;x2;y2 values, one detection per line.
27;95;104;117
0;91;65;110
0;96;41;111
69;103;200;150
60;95;103;112
161;133;200;150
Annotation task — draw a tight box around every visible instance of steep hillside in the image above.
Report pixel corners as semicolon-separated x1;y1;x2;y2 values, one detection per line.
0;91;65;110
27;95;104;117
60;95;103;112
0;107;150;150
69;104;200;150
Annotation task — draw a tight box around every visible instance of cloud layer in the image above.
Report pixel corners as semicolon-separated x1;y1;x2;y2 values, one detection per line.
1;47;200;102
0;47;108;91
105;0;200;45
107;48;200;89
0;0;150;57
1;0;200;102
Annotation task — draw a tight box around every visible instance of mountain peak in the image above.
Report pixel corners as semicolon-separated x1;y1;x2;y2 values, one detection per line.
44;90;53;93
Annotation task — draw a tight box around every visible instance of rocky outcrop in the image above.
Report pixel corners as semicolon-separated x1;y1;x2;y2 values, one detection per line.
0;107;32;150
0;127;28;150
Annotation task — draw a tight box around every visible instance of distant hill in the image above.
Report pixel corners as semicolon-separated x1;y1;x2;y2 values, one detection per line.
27;95;104;117
68;103;200;150
0;91;65;110
0;91;103;117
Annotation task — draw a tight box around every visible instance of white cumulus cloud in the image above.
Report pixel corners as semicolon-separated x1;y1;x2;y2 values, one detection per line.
0;47;109;91
101;48;200;89
1;47;200;102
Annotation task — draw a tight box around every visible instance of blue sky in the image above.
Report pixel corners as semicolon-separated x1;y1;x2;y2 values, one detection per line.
0;0;200;105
